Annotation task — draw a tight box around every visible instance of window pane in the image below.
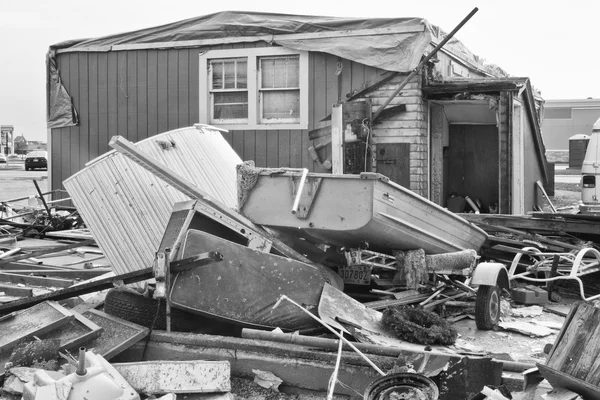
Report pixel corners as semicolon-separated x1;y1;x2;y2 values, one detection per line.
213;92;248;120
260;56;299;89
262;90;299;120
211;59;247;90
237;60;247;89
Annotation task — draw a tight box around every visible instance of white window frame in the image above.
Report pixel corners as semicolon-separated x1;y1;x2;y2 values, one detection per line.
200;47;309;130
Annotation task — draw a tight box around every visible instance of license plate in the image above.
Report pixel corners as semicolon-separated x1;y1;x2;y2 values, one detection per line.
33;158;38;162
338;265;372;285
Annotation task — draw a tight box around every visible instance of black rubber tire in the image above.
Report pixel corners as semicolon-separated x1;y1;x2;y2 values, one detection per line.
104;288;206;332
475;285;500;330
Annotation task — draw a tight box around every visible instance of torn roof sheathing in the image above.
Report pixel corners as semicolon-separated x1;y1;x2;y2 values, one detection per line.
49;10;485;74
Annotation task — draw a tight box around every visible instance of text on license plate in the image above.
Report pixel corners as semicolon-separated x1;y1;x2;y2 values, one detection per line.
338;265;372;285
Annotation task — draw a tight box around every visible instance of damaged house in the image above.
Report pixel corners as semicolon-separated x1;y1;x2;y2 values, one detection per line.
47;10;549;214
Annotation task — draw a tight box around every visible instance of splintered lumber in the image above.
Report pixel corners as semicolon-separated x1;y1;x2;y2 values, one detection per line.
0;272;74;288
0;252;223;314
0;301;74;352
546;302;600;384
81;309;149;360
425;250;477;273
0;239;95;267
113;360;231;395
0;283;33;297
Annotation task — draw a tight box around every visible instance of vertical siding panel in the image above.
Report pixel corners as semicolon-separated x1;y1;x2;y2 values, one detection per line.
325;54;338;117
51;56;66;193
278;130;291;167
188;48;200;124
232;131;245;160
290;130;302;168
221;131;233;147
266;132;279;167
137;51;148;141
66;54;78;189
147;50;158;137
97;53;109;157
313;53;327;124
178;50;190;127
244;131;256;162
117;52;128;137
340;59;352;102
88;53;99;162
106;52;118;155
127;51;138;142
350;61;366;97
157;50;169;133
308;54;315;131
254;130;267;167
167;49;179;130
301;129;313;171
78;53;89;171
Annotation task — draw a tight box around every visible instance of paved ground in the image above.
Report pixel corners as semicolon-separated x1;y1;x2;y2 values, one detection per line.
0;162;48;203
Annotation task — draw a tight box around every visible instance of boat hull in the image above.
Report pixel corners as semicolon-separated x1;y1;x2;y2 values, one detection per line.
169;229;329;331
241;172;487;254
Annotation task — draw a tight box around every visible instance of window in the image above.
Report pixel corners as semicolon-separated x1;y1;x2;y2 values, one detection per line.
200;48;308;130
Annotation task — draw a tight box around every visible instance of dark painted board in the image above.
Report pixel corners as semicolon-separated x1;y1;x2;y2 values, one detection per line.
157;50;169;134
178;50;190;127
106;52;119;155
266;132;279;167
325;53;339;118
278;130;291;167
244;131;256;163
188;48;200;124
62;55;73;193
117;52;128;139
254;131;267;167
137;51;148;142
221;131;233;147
312;54;328;125
232;131;245;160
445;125;499;211
127;51;138;143
97;53;109;157
167;49;179;130
289;130;303;168
376;143;410;188
78;53;89;171
88;53;100;161
147;50;158;138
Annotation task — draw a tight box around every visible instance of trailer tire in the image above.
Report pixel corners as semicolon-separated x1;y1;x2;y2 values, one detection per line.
475;285;500;330
103;288;205;332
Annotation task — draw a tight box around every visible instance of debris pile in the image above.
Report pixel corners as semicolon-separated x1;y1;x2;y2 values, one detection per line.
2;125;600;399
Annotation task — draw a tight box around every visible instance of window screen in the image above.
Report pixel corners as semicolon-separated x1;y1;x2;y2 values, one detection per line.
259;56;300;122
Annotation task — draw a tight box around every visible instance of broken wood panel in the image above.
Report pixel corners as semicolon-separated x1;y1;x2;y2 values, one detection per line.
1;269;112;280
498;92;510;214
569;314;600;382
545;303;600;373
0;272;74;288
458;214;600;236
0;239;96;267
113;360;231;395
81;309;149;360
0;283;33;297
38;310;103;352
0;301;74;353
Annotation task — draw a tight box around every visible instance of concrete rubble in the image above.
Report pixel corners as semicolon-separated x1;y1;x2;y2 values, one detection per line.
2;126;600;400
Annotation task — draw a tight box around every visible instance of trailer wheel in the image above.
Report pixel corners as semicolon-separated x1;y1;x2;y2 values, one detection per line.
475;285;500;330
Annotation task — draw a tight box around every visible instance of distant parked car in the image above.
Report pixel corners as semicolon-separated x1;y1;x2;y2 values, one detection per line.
25;151;48;171
7;154;20;161
0;154;6;164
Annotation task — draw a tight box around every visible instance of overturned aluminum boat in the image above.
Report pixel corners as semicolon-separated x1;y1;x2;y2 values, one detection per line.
240;171;487;254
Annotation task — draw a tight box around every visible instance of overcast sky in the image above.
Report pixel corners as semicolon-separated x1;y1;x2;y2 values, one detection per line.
1;0;598;142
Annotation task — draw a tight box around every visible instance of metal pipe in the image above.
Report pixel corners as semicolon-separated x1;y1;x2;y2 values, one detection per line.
372;7;479;121
291;168;309;214
273;294;386;376
76;347;87;376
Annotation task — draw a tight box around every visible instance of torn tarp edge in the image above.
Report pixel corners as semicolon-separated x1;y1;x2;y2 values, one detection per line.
46;49;79;129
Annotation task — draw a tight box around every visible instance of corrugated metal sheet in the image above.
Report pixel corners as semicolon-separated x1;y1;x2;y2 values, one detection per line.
63;125;241;275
